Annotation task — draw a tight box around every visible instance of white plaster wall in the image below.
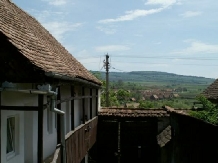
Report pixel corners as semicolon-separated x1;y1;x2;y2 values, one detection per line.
1;89;36;163
24;111;34;163
1;110;24;163
1;84;57;163
43;107;57;160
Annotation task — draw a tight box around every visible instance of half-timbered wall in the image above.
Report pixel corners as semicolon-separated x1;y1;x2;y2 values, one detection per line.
0;84;58;163
1;83;100;163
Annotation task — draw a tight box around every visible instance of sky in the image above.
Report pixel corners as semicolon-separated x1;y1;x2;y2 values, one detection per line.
12;0;218;79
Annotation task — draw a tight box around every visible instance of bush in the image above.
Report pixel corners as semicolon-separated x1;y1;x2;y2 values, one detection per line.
189;96;218;125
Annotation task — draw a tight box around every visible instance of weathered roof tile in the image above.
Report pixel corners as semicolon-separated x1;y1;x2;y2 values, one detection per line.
0;0;101;85
99;108;170;117
202;79;218;100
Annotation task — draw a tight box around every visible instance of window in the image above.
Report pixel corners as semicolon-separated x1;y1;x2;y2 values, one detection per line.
7;117;16;158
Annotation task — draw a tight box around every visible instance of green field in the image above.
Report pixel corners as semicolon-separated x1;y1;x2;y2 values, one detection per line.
92;71;215;108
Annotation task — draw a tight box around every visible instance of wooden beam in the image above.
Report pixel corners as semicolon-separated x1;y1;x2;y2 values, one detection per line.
56;96;95;105
96;89;98;116
90;88;93;119
82;87;85;124
57;86;61;144
38;94;44;163
0;106;38;111
0;92;1;163
71;86;75;130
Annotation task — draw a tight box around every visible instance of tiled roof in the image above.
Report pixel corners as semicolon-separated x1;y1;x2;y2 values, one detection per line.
0;0;101;85
202;79;218;100
164;106;189;115
157;125;171;147
98;108;170;117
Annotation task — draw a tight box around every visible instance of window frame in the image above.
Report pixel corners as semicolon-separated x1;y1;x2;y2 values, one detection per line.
6;116;16;160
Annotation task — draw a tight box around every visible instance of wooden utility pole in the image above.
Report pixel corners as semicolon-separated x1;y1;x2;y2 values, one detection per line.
105;54;110;107
117;122;121;163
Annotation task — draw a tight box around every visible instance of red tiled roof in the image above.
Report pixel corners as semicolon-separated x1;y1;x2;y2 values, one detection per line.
99;108;170;117
164;106;189;115
0;0;101;85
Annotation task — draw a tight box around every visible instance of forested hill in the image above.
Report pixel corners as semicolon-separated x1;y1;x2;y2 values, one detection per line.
91;71;215;85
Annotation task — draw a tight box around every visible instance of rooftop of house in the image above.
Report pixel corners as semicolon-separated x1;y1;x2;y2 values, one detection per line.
99;107;170;117
202;79;218;102
0;0;101;85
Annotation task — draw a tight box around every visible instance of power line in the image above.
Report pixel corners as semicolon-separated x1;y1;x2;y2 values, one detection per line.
111;55;218;60
111;67;125;72
82;61;218;67
77;54;218;61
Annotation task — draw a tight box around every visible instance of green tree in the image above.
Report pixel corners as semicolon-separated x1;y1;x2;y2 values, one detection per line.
116;89;130;104
190;96;218;125
139;101;154;108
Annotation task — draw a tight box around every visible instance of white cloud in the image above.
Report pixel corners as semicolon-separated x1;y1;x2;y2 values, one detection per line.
98;0;180;24
180;11;202;18
95;45;130;52
96;26;116;35
174;40;218;54
42;0;67;6
28;10;64;22
42;22;83;41
98;8;164;24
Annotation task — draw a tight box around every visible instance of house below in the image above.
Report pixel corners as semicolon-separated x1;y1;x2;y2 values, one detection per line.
0;0;102;163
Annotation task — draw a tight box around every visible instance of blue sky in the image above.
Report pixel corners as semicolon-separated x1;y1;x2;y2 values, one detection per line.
13;0;218;78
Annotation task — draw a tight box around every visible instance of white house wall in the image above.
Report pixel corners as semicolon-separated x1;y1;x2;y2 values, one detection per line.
1;84;57;163
1;84;100;163
24;111;37;163
43;106;57;161
1;110;24;163
1;89;32;163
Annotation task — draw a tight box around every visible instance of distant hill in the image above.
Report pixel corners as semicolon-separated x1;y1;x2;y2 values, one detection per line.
91;71;215;85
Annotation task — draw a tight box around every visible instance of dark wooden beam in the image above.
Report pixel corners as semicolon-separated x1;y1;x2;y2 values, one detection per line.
38;94;44;163
0;92;1;162
0;106;38;111
96;89;98;116
90;88;93;119
71;86;75;130
56;96;95;105
82;87;85;124
57;86;61;144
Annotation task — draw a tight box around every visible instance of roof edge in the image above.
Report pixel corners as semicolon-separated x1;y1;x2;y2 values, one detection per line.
45;72;101;88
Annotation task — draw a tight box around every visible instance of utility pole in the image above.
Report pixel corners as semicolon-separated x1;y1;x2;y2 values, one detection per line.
104;54;110;107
